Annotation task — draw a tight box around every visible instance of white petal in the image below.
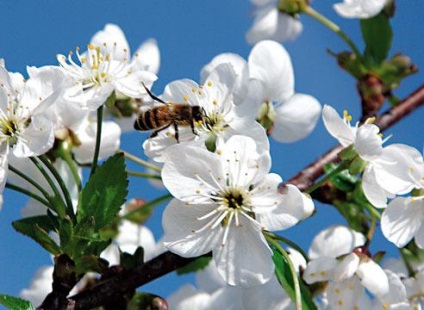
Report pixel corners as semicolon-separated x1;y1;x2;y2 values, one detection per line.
213;215;273;287
322;105;355;146
356;259;389;296
73;120;121;164
257;184;314;230
381;197;424;248
14;116;54;157
246;6;302;44
132;38;160;74
161;145;224;203
272;93;321;142
162;199;221;257
200;53;249;104
248;40;294;101
308;225;366;259
377;269;407;305
334;0;386;19
415;221;424;249
355;124;382;161
303;257;338;284
167;285;212;310
327;278;365;310
362;165;391;208
91;24;130;60
333;253;360;282
161;79;202;107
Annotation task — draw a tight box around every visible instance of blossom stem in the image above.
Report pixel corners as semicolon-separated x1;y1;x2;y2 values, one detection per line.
362;201;381;221
305;161;349;194
90;105;104;177
30;157;67;217
38;155;76;223
8;164;51;202
303;6;362;58
399;248;415;277
126;170;161;180
265;233;302;310
121;193;172;221
59;146;82;192
265;232;309;262
120;150;162;173
5;183;50;207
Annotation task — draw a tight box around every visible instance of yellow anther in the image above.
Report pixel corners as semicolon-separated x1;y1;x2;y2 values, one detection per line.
366;116;376;124
80;57;86;63
216;150;222;155
76;46;80;51
69;50;74;55
349;284;354;290
195;189;201;194
213;100;217;106
320;271;327;277
100;72;106;78
88;44;95;50
183;95;189;102
207;81;213;87
382;303;388;310
191;88;196;93
410;197;415;203
338;299;343;306
198;91;203;95
335;288;340;294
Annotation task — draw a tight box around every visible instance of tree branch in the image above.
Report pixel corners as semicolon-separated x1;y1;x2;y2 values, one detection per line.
61;85;423;309
286;85;424;192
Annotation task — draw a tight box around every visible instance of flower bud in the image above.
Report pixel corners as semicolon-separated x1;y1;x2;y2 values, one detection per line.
278;0;309;14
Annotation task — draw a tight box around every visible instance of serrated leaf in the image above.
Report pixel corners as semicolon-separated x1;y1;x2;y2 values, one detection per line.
77;153;128;230
273;249;317;310
0;294;34;310
177;256;212;275
361;13;393;65
12;217;61;255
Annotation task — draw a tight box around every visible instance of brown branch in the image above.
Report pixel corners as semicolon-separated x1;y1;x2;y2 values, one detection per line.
68;252;200;309
286;85;424;192
62;85;424;309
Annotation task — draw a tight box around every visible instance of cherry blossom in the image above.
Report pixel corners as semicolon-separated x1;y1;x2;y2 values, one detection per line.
161;135;313;286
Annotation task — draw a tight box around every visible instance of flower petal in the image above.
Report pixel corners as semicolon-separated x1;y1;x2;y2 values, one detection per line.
132;38;160;74
303;257;337;284
213;215;273;287
248;40;294;101
322;105;355;146
272;93;321;143
356;259;389;297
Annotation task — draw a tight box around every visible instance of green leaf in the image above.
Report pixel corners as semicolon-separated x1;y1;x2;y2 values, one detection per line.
12;217;61;255
176;256;212;275
273;249;317;310
361;13;393;65
0;294;34;310
77;152;128;230
324;163;358;192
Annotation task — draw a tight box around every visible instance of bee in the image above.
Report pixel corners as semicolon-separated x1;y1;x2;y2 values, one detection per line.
134;84;207;142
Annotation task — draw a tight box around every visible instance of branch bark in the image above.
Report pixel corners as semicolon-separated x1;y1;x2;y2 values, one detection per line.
64;85;424;309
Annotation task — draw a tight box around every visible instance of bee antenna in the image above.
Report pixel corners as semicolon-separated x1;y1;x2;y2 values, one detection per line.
142;82;166;104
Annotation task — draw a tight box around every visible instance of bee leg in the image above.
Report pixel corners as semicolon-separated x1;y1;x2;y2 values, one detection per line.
173;121;180;143
142;82;166;104
190;121;199;136
149;123;172;139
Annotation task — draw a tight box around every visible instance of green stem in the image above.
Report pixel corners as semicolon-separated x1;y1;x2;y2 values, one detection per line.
30;157;67;217
38;155;76;222
8;164;51;201
5;183;50;207
266;232;309;262
90;105;104;177
400;248;415;277
120;150;162;173
362;202;382;221
265;233;302;310
127;170;161;180
121;194;173;221
59;146;82;191
305;161;350;194
303;6;362;58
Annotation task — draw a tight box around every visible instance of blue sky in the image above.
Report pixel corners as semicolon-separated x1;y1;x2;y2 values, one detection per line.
0;0;423;304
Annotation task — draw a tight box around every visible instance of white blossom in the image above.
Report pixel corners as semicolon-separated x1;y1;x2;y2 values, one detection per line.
334;0;387;19
161;135;313;286
246;0;302;44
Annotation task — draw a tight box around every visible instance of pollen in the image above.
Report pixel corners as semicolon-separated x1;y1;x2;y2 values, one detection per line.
191;88;196;93
88;44;95;50
320;271;327;277
343;110;352;122
338;300;343;306
213;100;217;106
207;81;213;87
335;288;340;294
196;189;201;194
183;95;189;102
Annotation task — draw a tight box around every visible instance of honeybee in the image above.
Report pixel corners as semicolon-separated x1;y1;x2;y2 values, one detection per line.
134;84;207;142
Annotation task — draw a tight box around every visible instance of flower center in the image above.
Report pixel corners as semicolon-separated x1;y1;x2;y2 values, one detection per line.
0;116;21;146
